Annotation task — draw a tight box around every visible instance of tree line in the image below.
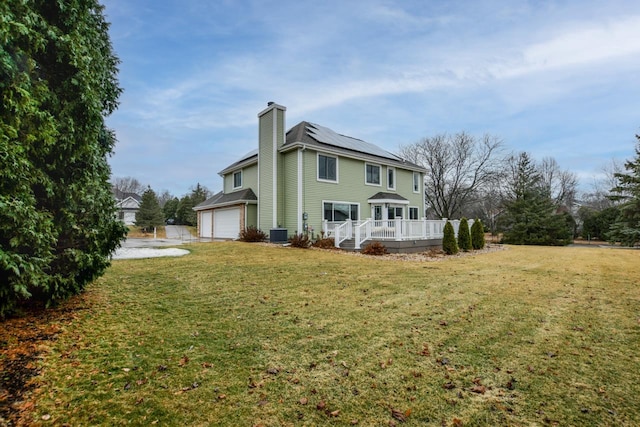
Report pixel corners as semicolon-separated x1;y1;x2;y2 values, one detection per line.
400;132;640;246
112;177;211;231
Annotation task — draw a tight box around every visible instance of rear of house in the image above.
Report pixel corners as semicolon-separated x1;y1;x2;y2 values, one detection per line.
194;103;426;242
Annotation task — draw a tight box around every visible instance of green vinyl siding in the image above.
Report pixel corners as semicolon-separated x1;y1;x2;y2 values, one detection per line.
258;109;274;232
258;105;286;232
281;151;299;233
246;204;257;228
223;163;257;193
298;149;424;233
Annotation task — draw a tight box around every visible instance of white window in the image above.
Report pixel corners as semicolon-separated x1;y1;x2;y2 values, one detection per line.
323;201;359;222
409;207;419;220
233;170;242;189
318;154;337;182
387;206;403;219
413;172;420;193
365;163;381;186
387;167;396;190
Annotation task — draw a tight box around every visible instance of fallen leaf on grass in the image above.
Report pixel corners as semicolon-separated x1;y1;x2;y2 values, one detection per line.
299;397;308;405
391;408;411;422
470;385;486;394
420;344;430;356
179;356;189;366
316;400;326;410
175;382;199;394
330;410;340;417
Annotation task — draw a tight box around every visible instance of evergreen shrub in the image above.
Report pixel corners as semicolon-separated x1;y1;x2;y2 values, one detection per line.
471;218;486;250
442;221;459;255
457;218;471;251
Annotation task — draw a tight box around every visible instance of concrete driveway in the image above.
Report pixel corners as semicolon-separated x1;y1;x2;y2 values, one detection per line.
165;225;196;241
120;225;196;248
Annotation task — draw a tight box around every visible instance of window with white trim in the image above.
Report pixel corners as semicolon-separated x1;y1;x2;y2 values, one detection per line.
409;207;419;220
323;202;358;222
365;163;381;185
413;172;420;193
233;170;242;189
387;167;396;190
318;154;337;182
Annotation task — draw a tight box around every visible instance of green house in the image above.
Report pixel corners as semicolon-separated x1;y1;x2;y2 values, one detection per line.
195;102;436;249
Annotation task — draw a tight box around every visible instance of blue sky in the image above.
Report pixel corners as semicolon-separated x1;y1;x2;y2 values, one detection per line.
102;0;640;197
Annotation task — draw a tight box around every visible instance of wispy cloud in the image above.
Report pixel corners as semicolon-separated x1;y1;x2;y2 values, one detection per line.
103;0;640;195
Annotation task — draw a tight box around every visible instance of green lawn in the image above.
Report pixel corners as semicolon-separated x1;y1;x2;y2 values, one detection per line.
33;243;640;426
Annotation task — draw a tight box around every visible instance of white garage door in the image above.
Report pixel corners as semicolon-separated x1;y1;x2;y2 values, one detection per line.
200;211;213;238
214;207;240;239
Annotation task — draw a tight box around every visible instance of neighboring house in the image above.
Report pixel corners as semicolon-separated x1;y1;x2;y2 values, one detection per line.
195;103;458;251
113;188;142;226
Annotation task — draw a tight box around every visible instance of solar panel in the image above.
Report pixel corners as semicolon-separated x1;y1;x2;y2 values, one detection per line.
306;123;400;161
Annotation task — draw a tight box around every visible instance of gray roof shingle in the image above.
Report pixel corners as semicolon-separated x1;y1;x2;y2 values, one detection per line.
194;188;257;210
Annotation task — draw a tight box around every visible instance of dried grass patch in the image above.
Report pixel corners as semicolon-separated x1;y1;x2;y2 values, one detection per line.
9;243;640;426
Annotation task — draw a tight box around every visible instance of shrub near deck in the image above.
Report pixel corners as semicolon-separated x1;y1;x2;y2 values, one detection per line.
33;243;640;426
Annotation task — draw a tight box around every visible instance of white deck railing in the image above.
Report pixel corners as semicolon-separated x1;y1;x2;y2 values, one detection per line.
324;218;474;249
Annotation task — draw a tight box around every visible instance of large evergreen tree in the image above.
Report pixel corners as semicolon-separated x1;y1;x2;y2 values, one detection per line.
135;187;165;233
176;183;209;226
499;153;572;246
0;1;126;315
608;136;640;246
163;197;179;222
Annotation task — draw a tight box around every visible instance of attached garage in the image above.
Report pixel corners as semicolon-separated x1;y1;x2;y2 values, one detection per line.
199;211;213;238
214;207;241;239
193;189;258;240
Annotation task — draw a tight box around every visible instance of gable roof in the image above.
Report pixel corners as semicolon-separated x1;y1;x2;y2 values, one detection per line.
194;188;257;211
218;121;426;175
283;121;425;171
285;122;402;161
218;149;258;176
368;192;410;204
112;188;142;203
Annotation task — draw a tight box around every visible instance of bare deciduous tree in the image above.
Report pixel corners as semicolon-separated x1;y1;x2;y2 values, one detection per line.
399;132;504;219
581;159;624;210
156;189;174;208
538;157;578;209
111;176;145;195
